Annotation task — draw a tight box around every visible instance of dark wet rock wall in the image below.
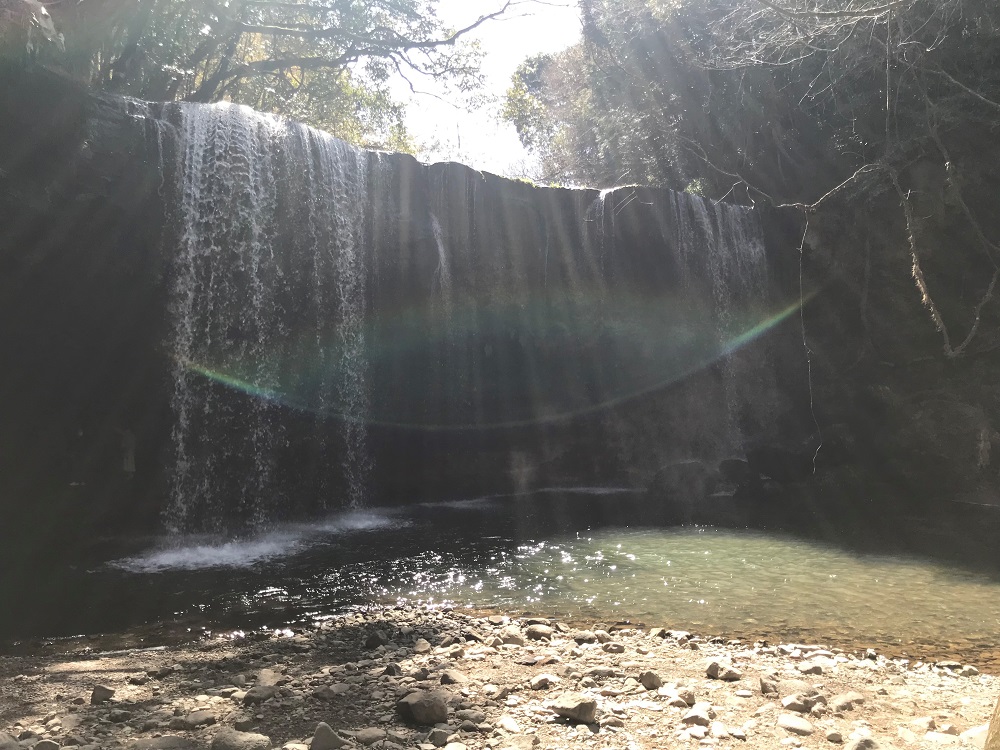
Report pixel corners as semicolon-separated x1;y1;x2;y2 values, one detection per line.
10;64;998;558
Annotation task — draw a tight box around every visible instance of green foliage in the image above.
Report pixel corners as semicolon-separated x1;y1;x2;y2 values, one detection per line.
503;0;1000;201
3;0;517;151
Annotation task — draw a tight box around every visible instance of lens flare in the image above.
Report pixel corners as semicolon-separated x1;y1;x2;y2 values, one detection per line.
180;294;807;431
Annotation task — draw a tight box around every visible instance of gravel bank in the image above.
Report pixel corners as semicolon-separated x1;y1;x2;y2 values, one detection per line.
1;608;995;750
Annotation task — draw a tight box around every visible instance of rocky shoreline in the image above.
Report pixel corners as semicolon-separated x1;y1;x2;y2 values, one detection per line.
1;607;995;750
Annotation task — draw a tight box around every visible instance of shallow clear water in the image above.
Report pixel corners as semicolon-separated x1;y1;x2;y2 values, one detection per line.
4;492;1000;667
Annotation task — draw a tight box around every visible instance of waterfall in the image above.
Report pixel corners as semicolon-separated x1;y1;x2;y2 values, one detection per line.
669;191;768;452
162;102;374;533
429;213;454;316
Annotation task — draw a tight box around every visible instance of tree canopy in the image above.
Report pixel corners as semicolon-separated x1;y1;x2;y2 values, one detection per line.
503;0;1000;358
504;0;1000;200
3;0;521;151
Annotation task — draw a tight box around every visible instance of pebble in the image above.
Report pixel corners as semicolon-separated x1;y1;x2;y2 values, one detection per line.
639;670;662;690
242;686;279;705
682;703;713;727
496;716;521;733
705;659;742;681
313;684;350;699
925;732;962;745
777;714;815;736
529;673;558;690
499;627;526;646
524;625;553;641
798;661;824;675
311;723;351;750
781;694;814;713
829;692;865;712
90;686;115;704
397;691;449;725
548;693;597;724
256;669;281;687
210;728;272;750
960;725;989;749
425;728;449;747
127;739;198;750
710;722;729;739
354;728;386;746
4;610;997;750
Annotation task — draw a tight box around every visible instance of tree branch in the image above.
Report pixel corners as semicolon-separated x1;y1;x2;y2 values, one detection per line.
753;0;908;21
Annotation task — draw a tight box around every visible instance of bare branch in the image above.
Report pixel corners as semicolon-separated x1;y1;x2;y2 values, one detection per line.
753;0;908;21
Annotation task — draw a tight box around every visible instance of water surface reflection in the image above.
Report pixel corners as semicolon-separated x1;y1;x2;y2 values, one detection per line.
3;492;1000;668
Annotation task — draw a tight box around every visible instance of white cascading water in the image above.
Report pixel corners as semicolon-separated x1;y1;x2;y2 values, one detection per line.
591;187;768;453
429;213;454;315
670;191;766;328
669;190;768;450
164;102;373;533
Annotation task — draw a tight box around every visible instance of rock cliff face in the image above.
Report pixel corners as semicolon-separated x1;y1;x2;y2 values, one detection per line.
1;65;997;559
